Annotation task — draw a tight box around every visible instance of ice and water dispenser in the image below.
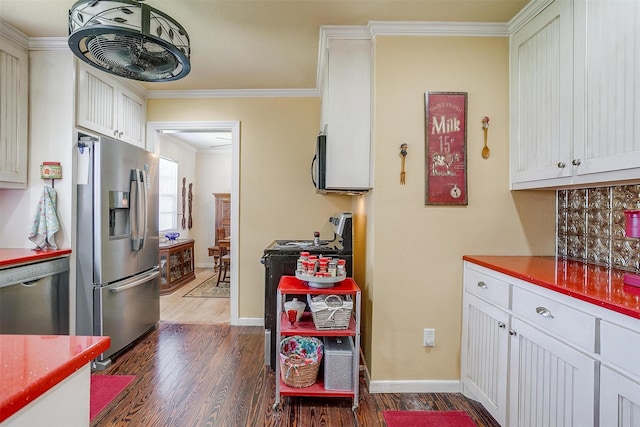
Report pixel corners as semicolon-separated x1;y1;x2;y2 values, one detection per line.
109;190;130;238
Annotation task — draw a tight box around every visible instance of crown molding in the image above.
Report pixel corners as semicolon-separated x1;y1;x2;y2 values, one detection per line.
17;20;515;99
146;88;319;99
509;0;555;33
0;21;29;48
368;21;510;37
29;37;69;51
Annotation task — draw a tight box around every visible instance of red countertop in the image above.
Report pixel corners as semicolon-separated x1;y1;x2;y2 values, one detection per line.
463;255;640;320
0;335;110;423
0;248;72;268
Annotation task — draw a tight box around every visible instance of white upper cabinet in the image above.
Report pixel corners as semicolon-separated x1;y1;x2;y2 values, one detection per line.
510;0;572;187
0;33;28;189
573;0;640;176
76;63;146;148
510;0;640;189
319;33;372;192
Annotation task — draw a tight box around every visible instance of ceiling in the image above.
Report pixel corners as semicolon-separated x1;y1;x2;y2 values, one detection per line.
160;130;232;150
0;0;529;93
1;0;528;150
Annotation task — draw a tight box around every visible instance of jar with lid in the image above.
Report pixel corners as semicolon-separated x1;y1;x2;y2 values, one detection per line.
283;298;306;322
318;260;328;274
328;260;338;277
337;259;346;276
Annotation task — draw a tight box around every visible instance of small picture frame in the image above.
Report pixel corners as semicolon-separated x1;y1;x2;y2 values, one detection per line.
424;92;468;205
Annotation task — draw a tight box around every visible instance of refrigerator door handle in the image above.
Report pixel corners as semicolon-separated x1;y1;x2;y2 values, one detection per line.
140;168;148;249
130;169;145;251
110;269;160;293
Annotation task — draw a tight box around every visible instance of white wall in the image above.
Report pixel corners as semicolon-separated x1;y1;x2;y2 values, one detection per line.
195;148;232;267
0;50;75;249
157;133;197;242
156;135;232;267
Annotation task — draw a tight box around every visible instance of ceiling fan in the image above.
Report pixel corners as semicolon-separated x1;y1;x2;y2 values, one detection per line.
68;0;191;82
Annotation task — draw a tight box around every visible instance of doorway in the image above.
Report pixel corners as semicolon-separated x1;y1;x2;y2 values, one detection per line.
147;121;240;325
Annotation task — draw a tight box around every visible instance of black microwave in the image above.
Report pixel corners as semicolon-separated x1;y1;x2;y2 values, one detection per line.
311;134;328;191
311;133;370;194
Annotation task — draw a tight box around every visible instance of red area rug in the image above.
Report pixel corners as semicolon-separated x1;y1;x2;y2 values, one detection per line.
383;410;477;427
90;375;135;421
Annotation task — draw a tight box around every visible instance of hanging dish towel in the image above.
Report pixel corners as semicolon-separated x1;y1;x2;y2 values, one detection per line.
28;186;60;250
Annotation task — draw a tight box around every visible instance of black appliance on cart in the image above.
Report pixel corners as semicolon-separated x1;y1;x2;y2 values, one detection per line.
261;212;353;370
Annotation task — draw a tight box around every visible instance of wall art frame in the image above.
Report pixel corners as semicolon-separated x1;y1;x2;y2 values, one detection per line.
424;91;468;205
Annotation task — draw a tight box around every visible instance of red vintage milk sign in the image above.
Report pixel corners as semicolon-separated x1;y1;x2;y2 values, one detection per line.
425;92;468;205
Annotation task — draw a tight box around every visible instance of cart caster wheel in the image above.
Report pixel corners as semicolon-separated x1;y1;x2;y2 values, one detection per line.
273;402;279;410
352;405;359;412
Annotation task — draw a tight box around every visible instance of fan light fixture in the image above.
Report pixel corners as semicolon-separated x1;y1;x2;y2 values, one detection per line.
68;0;190;82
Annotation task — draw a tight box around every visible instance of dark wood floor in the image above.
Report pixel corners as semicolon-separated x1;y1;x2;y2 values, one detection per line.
92;323;500;427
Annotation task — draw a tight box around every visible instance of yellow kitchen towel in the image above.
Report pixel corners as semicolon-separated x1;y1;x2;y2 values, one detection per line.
28;186;60;250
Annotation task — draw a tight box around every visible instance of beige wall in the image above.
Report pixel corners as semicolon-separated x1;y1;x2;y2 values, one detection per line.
147;35;557;381
365;36;556;381
146;98;351;319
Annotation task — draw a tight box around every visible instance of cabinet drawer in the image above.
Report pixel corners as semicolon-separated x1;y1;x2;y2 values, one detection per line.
464;267;510;308
512;286;596;352
600;320;640;379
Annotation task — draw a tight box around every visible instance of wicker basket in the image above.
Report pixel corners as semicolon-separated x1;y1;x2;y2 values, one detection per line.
307;294;353;330
279;336;323;388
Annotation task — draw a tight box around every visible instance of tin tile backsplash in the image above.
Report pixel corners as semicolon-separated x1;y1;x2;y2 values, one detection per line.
557;184;640;272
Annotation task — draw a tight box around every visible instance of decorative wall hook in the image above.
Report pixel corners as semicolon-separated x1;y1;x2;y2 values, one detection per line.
400;143;408;185
481;116;490;159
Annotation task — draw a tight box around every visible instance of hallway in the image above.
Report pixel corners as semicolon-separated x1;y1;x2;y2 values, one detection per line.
160;267;230;324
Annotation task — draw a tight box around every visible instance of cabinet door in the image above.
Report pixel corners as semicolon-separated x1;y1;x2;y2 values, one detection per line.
508;318;596;427
461;292;509;426
324;38;371;191
77;65;118;138
573;0;640;177
510;0;573;188
0;36;28;188
117;88;146;147
600;366;640;427
77;63;146;147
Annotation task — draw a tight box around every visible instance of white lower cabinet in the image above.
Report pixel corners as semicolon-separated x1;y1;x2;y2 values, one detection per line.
599;319;640;427
508;318;596;427
461;292;509;426
462;261;607;427
600;366;640;427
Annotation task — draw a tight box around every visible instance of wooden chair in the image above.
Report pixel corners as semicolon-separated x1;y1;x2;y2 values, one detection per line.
217;254;231;286
207;228;228;267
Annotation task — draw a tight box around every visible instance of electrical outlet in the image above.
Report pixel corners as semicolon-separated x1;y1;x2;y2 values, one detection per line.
423;328;435;347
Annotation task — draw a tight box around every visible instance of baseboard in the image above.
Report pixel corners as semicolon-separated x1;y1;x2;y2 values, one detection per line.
367;379;461;394
195;262;216;268
238;317;264;327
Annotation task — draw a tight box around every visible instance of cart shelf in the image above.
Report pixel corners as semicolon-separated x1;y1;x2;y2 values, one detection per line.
279;380;356;398
279;312;356;336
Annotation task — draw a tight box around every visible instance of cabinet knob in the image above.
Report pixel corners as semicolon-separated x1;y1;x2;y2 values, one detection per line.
535;306;554;318
572;159;582;166
509;329;517;336
119;131;124;137
477;281;488;289
498;322;506;329
114;130;118;137
557;162;566;168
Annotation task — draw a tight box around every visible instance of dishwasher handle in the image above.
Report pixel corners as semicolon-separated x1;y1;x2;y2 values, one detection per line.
21;277;48;287
110;270;159;293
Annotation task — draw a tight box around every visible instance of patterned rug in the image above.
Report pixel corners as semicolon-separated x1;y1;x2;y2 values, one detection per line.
184;273;230;298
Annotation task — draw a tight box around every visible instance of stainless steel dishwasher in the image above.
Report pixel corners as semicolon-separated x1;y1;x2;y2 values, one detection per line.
0;256;70;335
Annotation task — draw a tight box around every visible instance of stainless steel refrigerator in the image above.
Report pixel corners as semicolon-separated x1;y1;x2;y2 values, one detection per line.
76;132;160;368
